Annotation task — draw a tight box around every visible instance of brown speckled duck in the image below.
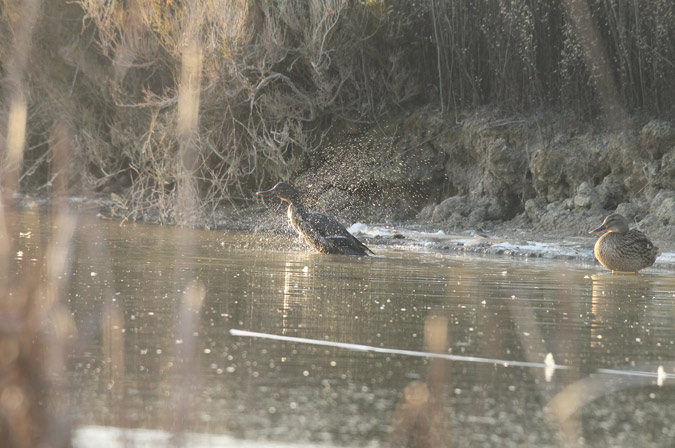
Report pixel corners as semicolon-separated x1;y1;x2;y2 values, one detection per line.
257;182;374;256
589;214;658;273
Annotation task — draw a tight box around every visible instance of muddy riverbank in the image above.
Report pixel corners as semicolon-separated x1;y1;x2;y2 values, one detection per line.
229;109;675;269
20;109;675;268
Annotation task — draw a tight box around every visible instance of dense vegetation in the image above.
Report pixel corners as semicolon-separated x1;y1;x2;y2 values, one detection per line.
1;0;674;223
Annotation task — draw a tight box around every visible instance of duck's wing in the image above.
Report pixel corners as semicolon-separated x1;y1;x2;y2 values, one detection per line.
623;230;659;263
306;211;374;255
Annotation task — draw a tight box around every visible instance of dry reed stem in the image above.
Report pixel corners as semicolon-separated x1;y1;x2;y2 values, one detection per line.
563;0;628;128
0;122;75;448
175;38;203;225
389;315;450;448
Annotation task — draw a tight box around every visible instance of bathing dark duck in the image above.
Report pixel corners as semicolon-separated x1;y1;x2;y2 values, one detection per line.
257;182;374;256
589;213;658;273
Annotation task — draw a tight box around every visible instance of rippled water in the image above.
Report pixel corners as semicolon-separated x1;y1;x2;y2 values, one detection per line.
9;212;675;447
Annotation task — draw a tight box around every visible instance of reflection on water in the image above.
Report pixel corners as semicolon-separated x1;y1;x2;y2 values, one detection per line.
7;212;675;447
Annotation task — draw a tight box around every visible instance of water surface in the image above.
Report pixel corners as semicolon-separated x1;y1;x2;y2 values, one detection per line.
10;212;675;447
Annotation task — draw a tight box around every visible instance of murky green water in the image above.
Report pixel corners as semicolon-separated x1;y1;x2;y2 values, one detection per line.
9;212;675;447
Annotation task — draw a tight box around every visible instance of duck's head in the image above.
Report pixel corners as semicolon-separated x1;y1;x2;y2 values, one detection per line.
256;182;299;203
590;213;630;234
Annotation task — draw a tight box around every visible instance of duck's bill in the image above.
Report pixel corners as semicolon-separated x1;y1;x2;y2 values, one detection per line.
256;189;276;197
589;224;608;234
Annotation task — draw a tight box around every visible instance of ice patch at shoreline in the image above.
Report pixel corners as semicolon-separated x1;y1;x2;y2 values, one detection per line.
347;222;395;237
74;425;347;448
349;223;450;240
352;223;590;257
492;241;593;257
349;223;674;267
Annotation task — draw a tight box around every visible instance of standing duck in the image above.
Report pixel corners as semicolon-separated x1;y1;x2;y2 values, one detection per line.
589;214;658;273
257;182;374;256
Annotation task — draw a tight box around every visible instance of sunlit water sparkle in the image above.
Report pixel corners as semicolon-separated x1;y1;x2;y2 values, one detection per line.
7;212;675;447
